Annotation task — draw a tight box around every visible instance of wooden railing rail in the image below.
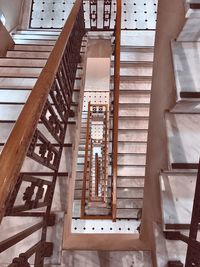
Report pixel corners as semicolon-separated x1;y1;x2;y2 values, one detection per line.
0;0;84;222
103;104;108;202
111;0;121;222
95;153;99;197
81;102;91;217
0;0;85;264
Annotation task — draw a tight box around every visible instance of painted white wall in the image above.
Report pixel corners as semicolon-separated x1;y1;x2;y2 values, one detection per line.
0;0;24;31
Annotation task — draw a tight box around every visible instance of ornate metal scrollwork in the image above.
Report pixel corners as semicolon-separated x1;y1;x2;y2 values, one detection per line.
103;0;112;29
5;174;53;214
89;0;97;30
41;99;65;143
27;129;59;170
9;254;31;267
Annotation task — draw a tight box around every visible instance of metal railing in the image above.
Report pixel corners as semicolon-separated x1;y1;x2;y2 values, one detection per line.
0;0;85;264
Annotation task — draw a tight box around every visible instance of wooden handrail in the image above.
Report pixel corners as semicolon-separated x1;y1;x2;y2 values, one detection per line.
95;153;99;197
112;0;121;221
103;105;108;202
0;0;83;221
81;102;91;217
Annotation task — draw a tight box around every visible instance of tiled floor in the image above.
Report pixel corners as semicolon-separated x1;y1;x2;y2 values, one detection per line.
30;0;158;30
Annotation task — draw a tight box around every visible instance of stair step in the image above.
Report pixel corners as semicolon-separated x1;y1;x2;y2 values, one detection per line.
171;100;200;114
74;190;88;199
120;46;154;53
0;67;42;78
118;129;148;142
117;165;145;176
16;30;60;35
116;208;140;219
85;207;111;216
109;188;144;199
87;202;108;208
0;121;74;147
117;178;145;188
166;112;200;166
118;118;149;130
172;41;200;100
118;142;147;154
0;122;14;144
159;171;196;230
112;65;153;77
0;104;23;120
0;58;46;67
13;39;56;45
14;44;53;52
119;51;154;62
0;90;30;103
12;33;58;40
118;154;146;165
0;78;36;89
0;77;80;90
117;198;143;209
121;31;155;47
119;92;150;104
118;105;149;117
6;51;50;59
119;80;152;90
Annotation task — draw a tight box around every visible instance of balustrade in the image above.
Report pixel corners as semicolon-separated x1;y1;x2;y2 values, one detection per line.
0;0;85;264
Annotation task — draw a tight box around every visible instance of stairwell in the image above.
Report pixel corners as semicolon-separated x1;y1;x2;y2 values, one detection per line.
0;1;159;265
0;30;59;154
0;28;86;265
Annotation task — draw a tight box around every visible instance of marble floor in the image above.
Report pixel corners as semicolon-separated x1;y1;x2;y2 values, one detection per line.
30;0;158;30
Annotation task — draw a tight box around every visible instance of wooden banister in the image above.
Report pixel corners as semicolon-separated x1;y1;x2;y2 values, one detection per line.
95;153;99;197
112;0;121;221
0;0;83;221
81;102;91;218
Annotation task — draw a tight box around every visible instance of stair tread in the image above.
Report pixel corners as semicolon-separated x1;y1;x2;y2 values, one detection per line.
14;44;53;51
0;67;42;78
0;58;46;67
6;51;50;59
159;172;196;229
12;33;58;40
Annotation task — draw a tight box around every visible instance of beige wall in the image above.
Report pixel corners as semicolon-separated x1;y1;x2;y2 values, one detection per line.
0;0;24;31
140;0;186;265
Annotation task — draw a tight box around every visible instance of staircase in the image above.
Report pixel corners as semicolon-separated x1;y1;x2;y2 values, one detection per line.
110;32;154;220
0;29;86;154
0;30;58;153
71;31;155;228
0;28;86;265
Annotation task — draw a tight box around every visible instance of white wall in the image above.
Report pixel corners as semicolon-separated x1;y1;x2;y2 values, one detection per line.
0;0;24;31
